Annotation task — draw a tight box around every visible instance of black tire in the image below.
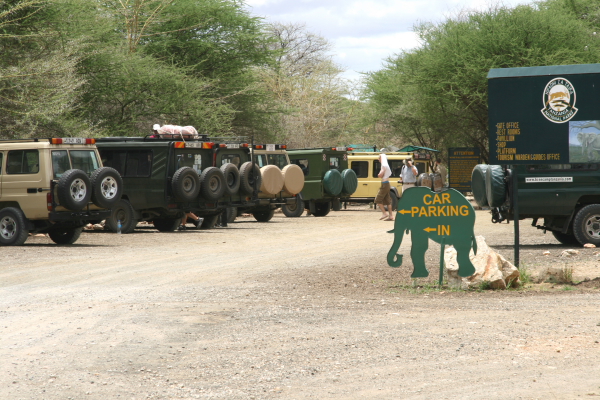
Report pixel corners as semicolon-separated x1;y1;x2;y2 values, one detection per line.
48;227;83;245
172;167;201;202
0;207;29;246
313;201;331;217
239;162;262;194
57;169;92;211
384;193;398;212
226;207;237;223
200;214;219;230
485;165;506;208
153;217;181;232
282;196;304;217
573;204;600;246
471;164;489;208
221;164;241;196
90;167;123;209
323;169;343;196
252;208;275;222
551;231;581;246
199;167;226;201
105;199;137;233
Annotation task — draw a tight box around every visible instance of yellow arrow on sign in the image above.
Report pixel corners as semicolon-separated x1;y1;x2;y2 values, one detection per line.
424;227;436;233
398;209;412;215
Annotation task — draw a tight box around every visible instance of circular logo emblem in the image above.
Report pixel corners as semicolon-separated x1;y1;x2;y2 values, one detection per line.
541;77;578;123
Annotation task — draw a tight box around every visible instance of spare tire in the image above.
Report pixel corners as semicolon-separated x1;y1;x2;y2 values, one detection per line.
90;167;123;209
416;173;432;190
485;165;507;207
432;172;443;192
260;165;285;195
281;164;304;195
471;164;489;207
239;162;262;194
199;167;225;201
340;169;358;195
172;167;200;202
57;169;92;211
323;169;343;196
220;163;240;196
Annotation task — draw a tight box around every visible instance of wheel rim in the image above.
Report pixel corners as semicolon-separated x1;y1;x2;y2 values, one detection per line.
182;176;194;193
287;202;298;212
115;208;127;223
101;176;118;199
209;176;221;192
0;216;16;240
226;172;235;186
584;214;600;239
70;178;87;201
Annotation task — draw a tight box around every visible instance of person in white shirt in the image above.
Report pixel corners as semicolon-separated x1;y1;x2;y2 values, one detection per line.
375;153;394;221
400;159;418;192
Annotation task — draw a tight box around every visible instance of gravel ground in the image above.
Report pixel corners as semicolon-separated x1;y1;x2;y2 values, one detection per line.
1;205;600;400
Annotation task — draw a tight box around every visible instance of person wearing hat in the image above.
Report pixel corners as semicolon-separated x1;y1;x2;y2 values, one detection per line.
400;158;418;192
151;124;161;138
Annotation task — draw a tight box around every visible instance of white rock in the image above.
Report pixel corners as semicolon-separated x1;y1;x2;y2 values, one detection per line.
543;251;551;256
584;243;596;248
560;249;579;257
445;235;520;290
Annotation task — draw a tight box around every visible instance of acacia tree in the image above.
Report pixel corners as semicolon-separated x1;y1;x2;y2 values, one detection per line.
363;2;600;162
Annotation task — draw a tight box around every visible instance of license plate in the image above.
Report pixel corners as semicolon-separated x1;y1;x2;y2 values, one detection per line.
227;143;239;149
266;144;275;152
63;138;85;144
335;146;346;151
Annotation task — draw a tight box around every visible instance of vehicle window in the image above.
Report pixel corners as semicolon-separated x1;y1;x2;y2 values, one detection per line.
267;154;288;169
255;154;267;167
291;158;309;176
415;162;427;175
389;160;405;178
52;150;71;179
71;150;100;175
220;153;241;168
7;150;39;174
329;156;340;170
175;151;202;174
350;161;368;178
101;150;127;176
101;150;152;177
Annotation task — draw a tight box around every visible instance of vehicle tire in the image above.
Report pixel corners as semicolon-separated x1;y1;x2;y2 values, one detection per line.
313;201;331;217
282;196;304;217
153;217;181;232
323;169;343;196
221;164;240;196
471;164;489;208
416;173;432;189
200;214;219;229
573;204;600;246
260;165;284;195
0;207;29;246
390;193;399;211
90;167;123;209
57;169;92;211
432;172;443;192
340;169;358;196
105;199;137;233
172;167;201;202
199;167;226;201
551;230;581;246
48;227;83;245
485;165;507;207
252;208;275;222
239;162;262;194
281;164;305;195
226;207;237;223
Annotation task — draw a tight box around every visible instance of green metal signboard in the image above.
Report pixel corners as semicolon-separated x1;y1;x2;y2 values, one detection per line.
488;63;600;164
387;187;477;281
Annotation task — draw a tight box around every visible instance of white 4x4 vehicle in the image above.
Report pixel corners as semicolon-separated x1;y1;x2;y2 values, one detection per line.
0;138;122;245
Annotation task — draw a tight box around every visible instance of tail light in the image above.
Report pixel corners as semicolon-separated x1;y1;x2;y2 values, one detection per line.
202;142;214;149
47;192;53;211
254;145;264;149
174;142;185;148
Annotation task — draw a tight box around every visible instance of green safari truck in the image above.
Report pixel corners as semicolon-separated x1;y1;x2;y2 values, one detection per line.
287;147;358;216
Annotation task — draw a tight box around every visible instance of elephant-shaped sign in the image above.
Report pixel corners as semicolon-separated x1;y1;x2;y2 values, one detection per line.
387;187;477;278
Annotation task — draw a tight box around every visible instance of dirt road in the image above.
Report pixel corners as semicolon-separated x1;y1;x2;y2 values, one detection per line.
1;205;600;399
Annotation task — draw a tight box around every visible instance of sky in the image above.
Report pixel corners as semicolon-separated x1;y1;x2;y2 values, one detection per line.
245;0;534;82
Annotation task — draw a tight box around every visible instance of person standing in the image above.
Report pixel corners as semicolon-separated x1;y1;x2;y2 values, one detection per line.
434;158;447;187
375;153;394;221
400;159;418;192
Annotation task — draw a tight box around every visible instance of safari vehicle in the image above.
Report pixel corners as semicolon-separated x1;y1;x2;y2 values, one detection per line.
343;151;431;211
96;135;258;232
0;138;122;245
287;147;358;217
232;144;304;221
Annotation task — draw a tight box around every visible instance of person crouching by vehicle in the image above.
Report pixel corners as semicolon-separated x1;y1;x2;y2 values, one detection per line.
400;158;418;192
375;153;394;221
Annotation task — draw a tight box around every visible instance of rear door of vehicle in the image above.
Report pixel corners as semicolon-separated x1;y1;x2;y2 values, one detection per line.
2;148;45;218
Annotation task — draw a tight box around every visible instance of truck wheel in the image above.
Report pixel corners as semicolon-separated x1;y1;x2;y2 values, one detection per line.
199;167;225;201
57;169;92;211
239;162;262;194
386;193;398;212
260;165;284;195
471;164;489;208
200;214;219;229
48;227;83;245
106;199;137;233
323;169;343;196
340;169;358;196
573;204;600;246
172;167;201;202
282;164;304;195
416;173;432;189
90;167;123;208
551;231;580;246
226;207;237;223
485;165;506;208
313;201;331;217
153;217;181;232
221;164;240;196
0;207;29;246
252;208;275;222
282;196;304;217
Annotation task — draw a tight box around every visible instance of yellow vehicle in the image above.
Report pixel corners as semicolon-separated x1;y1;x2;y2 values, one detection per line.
343;151;431;210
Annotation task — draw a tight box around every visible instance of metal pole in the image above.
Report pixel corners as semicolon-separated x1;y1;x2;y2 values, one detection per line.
512;166;520;268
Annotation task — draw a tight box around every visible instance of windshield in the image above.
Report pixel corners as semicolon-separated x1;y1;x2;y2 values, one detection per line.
52;150;100;179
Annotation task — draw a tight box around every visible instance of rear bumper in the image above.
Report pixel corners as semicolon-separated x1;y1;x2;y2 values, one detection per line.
49;209;111;222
